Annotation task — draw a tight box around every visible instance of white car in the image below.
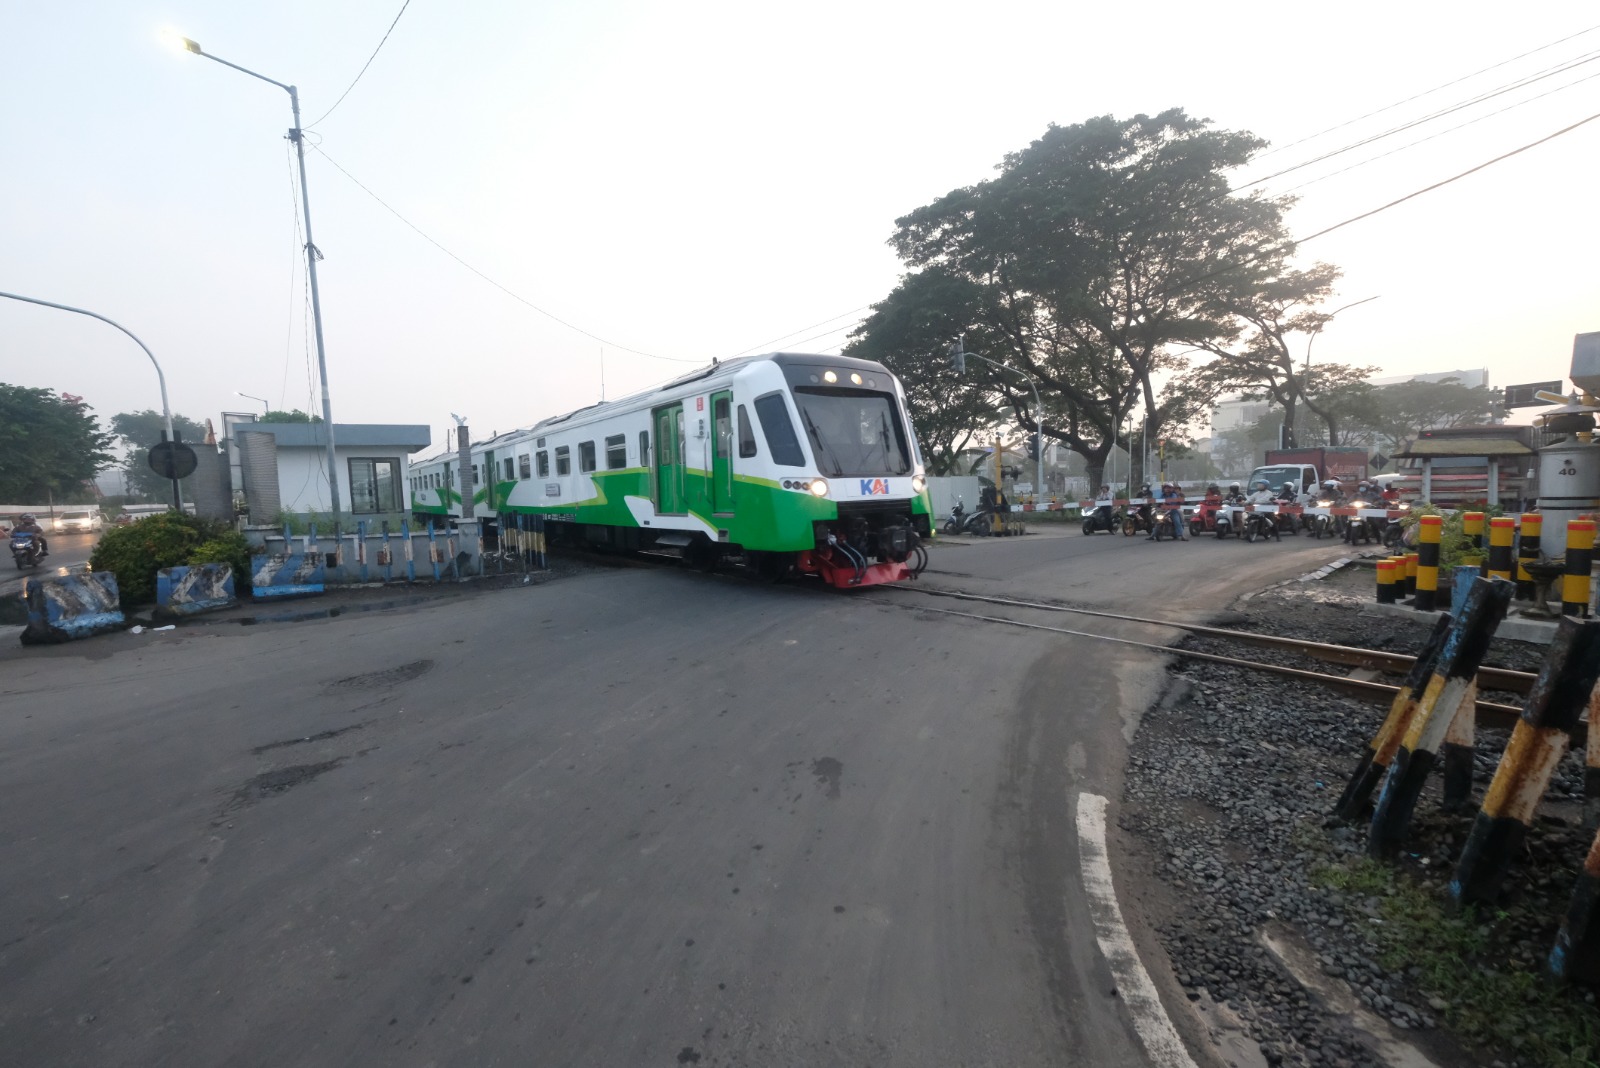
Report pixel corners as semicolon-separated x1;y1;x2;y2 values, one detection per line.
53;510;105;533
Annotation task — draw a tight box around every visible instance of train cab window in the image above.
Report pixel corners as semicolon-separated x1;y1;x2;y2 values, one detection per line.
579;441;596;473
605;434;627;470
537;450;550;477
753;393;805;467
518;453;532;479
737;404;757;458
555;446;571;476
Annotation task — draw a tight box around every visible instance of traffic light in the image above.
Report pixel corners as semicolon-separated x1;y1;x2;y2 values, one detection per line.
1026;432;1040;461
948;337;966;374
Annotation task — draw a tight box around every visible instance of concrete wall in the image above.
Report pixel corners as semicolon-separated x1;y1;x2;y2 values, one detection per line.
276;446;418;516
926;476;983;523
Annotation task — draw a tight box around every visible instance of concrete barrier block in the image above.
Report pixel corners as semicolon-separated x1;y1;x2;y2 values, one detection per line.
251;553;325;600
21;571;124;644
154;563;238;617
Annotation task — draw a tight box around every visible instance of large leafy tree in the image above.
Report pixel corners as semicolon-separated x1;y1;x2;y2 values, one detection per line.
1350;377;1500;458
866;109;1324;489
110;409;208;501
259;409;321;423
0;385;115;500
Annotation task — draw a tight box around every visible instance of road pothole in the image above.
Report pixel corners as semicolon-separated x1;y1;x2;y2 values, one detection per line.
325;659;433;692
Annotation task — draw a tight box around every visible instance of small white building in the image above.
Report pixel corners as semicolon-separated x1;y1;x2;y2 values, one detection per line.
232;421;432;518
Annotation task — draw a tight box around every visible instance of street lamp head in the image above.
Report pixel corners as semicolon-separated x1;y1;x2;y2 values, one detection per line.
183;37;202;54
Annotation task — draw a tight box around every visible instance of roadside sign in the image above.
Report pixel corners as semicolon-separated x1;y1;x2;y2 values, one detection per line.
1504;381;1564;409
147;441;198;481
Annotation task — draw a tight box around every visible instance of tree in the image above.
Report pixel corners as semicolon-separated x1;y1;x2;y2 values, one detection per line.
873;109;1320;490
0;385;115;500
1350;377;1500;457
843;268;1006;474
259;409;321;423
110;409;208;501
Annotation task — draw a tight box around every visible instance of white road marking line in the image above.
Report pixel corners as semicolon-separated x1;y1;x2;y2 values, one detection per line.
1076;791;1200;1068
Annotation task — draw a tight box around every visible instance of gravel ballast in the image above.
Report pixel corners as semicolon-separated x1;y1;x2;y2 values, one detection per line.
1120;573;1600;1068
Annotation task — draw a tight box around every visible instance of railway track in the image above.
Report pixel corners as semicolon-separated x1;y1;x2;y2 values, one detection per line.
875;583;1538;731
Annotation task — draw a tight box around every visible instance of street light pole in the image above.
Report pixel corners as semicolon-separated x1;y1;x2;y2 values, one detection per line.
949;336;1044;497
0;290;183;509
1305;295;1382;372
179;37;341;520
235;391;270;414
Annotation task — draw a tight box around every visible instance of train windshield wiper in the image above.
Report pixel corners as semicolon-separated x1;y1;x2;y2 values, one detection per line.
801;408;843;476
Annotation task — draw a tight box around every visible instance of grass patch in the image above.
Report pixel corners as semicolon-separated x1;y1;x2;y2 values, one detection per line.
1312;856;1600;1068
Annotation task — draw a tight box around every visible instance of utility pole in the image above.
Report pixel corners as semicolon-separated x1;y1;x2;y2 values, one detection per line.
948;336;1043;498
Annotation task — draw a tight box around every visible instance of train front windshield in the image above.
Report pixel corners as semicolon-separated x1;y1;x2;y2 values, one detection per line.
793;388;912;477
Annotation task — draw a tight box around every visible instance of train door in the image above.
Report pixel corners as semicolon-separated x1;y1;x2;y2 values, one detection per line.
711;391;734;516
653;405;685;514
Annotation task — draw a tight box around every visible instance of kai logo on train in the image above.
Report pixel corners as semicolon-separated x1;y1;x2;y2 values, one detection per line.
858;478;890;496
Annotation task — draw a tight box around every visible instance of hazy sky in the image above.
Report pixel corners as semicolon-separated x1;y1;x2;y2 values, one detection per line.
4;1;1597;457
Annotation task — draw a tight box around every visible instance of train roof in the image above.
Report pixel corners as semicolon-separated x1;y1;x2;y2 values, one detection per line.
411;351;896;465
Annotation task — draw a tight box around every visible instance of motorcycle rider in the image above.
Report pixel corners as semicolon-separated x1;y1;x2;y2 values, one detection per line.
1246;480;1276;505
1149;482;1189;541
1092;485;1115;530
13;513;48;558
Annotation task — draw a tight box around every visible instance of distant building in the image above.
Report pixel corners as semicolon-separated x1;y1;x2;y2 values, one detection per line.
1369;368;1489;389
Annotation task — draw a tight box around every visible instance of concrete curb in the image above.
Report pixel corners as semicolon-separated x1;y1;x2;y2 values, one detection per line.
1357;598;1560;643
1297;556;1354;583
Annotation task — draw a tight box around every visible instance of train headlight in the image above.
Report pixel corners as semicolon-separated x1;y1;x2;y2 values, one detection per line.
809;478;829;497
823;370;838;384
912;474;926;494
849;372;862;385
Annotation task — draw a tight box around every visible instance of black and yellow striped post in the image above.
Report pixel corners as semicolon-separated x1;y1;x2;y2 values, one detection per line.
1335;613;1453;821
1488;516;1516;583
1550;825;1600;984
1369;576;1514;859
1388;555;1409;598
1453;618;1600;905
1403;552;1419;598
1414;515;1443;611
1462;511;1486;573
1516;512;1542;601
1564;519;1595;617
1376;558;1399;604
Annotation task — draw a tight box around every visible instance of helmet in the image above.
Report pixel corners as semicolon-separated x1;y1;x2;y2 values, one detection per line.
19;513;35;522
1252;480;1268;491
1322;479;1340;489
1229;483;1241;493
1281;482;1295;494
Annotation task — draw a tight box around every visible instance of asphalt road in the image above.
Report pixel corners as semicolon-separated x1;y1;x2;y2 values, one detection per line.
0;530;98;598
0;527;1345;1066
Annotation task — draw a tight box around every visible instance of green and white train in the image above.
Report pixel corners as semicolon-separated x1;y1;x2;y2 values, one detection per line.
407;352;933;587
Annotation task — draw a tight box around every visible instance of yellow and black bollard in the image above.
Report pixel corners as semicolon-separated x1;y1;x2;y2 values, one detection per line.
1369;577;1514;859
1376;558;1398;604
1488;516;1516;583
1388;555;1409;598
1462;511;1486;573
1414;515;1442;611
1403;552;1419;599
1516;512;1542;601
1453;618;1600;906
1564;519;1595;617
1335;613;1453;822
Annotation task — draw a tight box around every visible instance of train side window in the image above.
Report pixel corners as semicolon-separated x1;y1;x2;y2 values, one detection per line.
504;457;515;480
537;450;550;477
753;393;804;467
555;446;570;476
579;441;596;473
471;465;480;485
639;430;649;465
605;434;627;470
518;453;531;479
713;397;732;460
737;404;757;458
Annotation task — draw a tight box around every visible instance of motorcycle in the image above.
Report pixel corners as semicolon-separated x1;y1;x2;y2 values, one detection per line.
1213;500;1243;539
1150;503;1187;542
943;498;968;535
10;531;45;569
1243;506;1281;543
1081;500;1120;535
1309;499;1336;539
1343;500;1377;545
1121;498;1154;537
1381;501;1409;550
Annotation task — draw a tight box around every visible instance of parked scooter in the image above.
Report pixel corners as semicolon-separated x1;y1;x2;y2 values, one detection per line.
10;531;45;569
943;498;968;535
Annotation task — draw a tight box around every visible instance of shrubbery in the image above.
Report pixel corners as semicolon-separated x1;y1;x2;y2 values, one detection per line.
89;513;252;604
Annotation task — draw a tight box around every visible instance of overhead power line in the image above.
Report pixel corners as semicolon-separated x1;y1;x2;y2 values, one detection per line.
1272;66;1600;197
307;0;413;129
1243;47;1600;188
725;305;874;359
1252;21;1600;162
1297;108;1600;244
309;143;701;363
